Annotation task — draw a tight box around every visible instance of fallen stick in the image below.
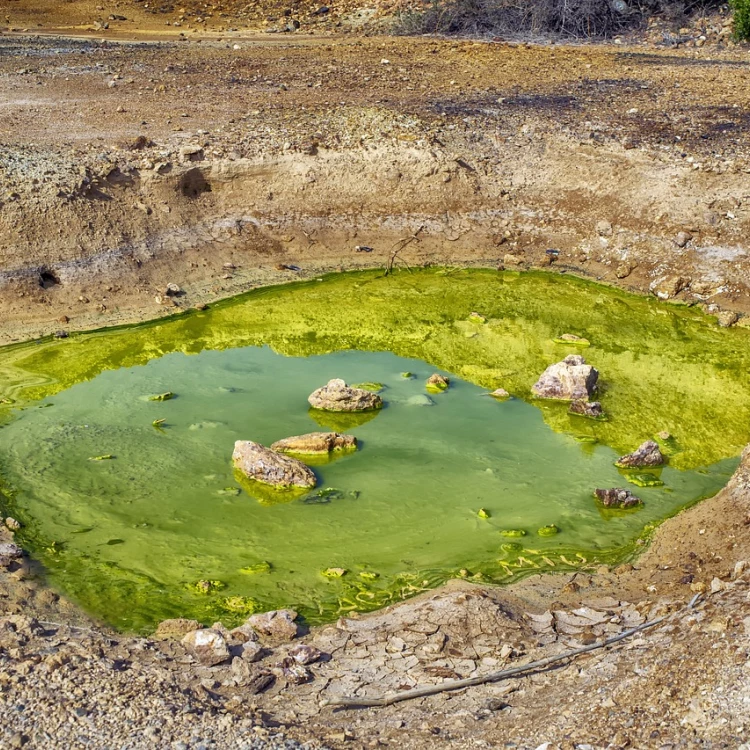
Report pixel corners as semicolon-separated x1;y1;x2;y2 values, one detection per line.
322;595;702;709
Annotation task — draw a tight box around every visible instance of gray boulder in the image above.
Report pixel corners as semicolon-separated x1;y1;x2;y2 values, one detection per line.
532;355;598;401
232;441;316;489
594;488;642;509
271;432;357;455
616;440;664;468
181;628;231;666
308;379;383;412
247;609;299;642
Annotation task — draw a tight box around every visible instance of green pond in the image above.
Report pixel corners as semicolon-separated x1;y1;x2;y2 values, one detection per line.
0;268;748;633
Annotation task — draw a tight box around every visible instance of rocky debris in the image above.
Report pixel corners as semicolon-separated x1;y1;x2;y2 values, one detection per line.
717;310;739;327
650;275;690;300
554;333;590;346
675;230;693;247
594;488;642;508
287;644;322;665
595;220;613;237
232;440;316;489
165;282;182;297
616;440;664;468
426;373;450;392
181;628;231;666
276;657;313;684
229;623;259;643
271;431;357;455
615;262;634;279
155;618;203;638
0;542;22;567
247;609;299;642
307;379;383;412
240;641;265;662
489;388;510;399
4;517;21;531
531;355;599;401
569;400;605;419
179;145;204;162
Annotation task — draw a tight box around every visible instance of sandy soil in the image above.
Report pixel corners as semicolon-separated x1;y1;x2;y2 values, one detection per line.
1;8;750;748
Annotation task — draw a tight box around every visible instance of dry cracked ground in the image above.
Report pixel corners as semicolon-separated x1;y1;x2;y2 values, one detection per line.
1;6;750;749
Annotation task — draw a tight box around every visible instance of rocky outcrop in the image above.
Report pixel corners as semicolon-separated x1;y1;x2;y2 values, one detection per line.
181;628;231;666
232;441;316;489
271;432;357;455
308;379;383;412
615;440;664;468
531;355;599;401
594;488;642;508
569;400;605;419
155;618;203;639
247;609;299;642
426;374;450;393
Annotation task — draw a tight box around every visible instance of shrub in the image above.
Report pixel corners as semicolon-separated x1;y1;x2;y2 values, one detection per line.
731;0;750;40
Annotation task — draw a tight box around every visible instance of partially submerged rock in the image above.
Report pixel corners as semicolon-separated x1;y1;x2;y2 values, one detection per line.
308;379;383;412
594;488;642;508
247;609;299;642
181;628;231;666
532;355;599;401
615;440;664;468
155;618;203;639
271;432;357;456
232;440;316;489
569;400;605;419
489;388;510;400
650;275;689;300
426;373;450;393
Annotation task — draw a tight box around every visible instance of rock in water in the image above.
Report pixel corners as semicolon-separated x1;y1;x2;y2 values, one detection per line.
247;609;299;642
308;379;383;412
615;440;664;468
532;355;599;401
426;373;450;393
569;400;605;419
271;432;357;455
181;628;231;666
232;441;316;489
594;488;642;508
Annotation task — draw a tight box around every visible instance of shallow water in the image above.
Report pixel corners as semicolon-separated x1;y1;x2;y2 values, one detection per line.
0;269;747;631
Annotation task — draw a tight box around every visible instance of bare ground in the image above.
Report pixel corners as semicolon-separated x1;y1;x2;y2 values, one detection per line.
1;10;750;749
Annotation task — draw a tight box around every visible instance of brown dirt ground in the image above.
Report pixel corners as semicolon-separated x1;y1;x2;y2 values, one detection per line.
1;7;750;748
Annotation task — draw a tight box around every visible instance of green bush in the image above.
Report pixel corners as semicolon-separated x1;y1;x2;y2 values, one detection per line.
731;0;750;40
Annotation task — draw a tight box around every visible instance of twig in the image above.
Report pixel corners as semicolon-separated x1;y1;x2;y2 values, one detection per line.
384;225;424;276
323;595;703;709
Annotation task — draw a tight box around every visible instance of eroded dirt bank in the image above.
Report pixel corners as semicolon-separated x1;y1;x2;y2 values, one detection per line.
2;33;750;342
2;25;750;750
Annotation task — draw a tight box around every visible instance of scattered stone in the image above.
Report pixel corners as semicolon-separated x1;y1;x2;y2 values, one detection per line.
656;431;671;440
53;330;69;339
554;333;590;346
0;542;23;565
532;355;599;401
247;609;299;642
165;283;182;297
426;373;450;393
271;431;357;455
569;400;604;419
716;310;739;328
181;628;231;666
277;656;312;684
287;644;322;664
308;379;383;412
650;275;689;300
596;220;613;237
179;145;204;162
240;641;264;662
502;253;523;266
232;440;317;489
615;262;633;279
675;231;693;247
5;517;21;531
594;488;642;508
229;623;259;643
489;388;510;399
615;440;664;468
155;618;203;638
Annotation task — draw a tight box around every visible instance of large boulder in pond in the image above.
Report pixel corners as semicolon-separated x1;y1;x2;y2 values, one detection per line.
308;379;383;412
532;355;598;401
615;440;664;468
271;432;357;455
232;441;316;489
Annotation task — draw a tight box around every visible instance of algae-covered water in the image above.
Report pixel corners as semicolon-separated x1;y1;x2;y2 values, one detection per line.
0;269;748;632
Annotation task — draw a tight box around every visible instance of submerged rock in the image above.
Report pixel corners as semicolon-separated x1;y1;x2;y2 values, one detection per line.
426;373;450;393
615;440;664;468
405;394;434;407
232;440;316;489
489;388;510;400
532;355;599;401
247;609;299;642
594;488;642;508
308;379;383;412
271;432;357;455
569;400;605;419
181;628;231;666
